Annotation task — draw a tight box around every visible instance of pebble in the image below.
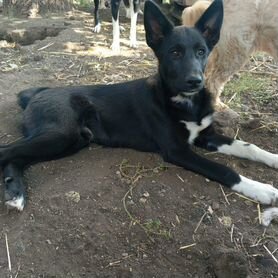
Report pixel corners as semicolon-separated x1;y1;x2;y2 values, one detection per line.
142;191;150;198
139;197;147;204
65;191;80;203
212;201;220;210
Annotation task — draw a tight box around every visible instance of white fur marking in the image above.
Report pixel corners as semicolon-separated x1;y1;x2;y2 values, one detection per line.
262;207;278;226
180;115;213;144
218;140;278;168
232;175;278;205
171;92;198;104
129;5;138;48
93;23;101;33
111;17;120;52
171;95;192;106
5;195;25;211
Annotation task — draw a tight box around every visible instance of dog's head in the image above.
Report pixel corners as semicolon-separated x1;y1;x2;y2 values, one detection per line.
144;0;223;97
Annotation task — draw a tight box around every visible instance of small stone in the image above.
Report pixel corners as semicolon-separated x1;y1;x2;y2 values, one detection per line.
142;191;150;198
219;216;232;227
212;201;220;210
65;191;80;203
122;253;128;257
127;200;135;206
139;197;147;204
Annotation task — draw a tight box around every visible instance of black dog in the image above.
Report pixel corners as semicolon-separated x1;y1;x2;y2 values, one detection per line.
93;0;141;52
1;0;278;211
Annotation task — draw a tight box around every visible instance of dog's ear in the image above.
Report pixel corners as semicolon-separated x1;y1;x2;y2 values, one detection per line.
144;0;174;51
195;0;223;50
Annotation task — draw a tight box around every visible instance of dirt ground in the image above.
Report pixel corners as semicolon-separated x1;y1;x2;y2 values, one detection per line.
0;7;278;278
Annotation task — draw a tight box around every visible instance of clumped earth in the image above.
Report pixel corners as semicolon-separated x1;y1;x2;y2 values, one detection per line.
0;7;278;278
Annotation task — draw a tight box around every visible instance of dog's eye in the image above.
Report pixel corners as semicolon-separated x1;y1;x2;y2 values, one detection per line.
171;49;182;58
197;48;206;56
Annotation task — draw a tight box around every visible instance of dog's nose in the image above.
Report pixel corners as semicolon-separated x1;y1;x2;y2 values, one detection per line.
185;76;203;88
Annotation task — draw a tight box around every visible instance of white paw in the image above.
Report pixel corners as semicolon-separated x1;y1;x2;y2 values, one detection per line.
119;26;125;32
5;195;25;211
262;207;278;226
233;175;278;205
270;154;278;169
93;23;101;33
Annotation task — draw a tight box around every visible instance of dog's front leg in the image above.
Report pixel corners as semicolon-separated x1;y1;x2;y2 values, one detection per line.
163;146;278;205
195;131;278;169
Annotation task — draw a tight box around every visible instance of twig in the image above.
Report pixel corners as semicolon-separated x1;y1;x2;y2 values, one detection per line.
263;245;278;264
234;193;259;204
5;233;12;272
176;174;184;183
37;42;54;51
257;203;262;225
179;243;196;250
219;185;230;205
194;212;207;233
230;224;234;243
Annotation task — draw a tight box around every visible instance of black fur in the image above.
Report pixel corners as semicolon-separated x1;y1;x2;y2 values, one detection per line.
1;0;242;211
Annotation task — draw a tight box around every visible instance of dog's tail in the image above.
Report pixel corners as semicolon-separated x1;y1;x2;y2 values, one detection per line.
17;87;49;110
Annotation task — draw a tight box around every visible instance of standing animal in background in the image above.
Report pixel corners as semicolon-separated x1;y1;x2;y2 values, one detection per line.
93;0;141;52
92;0;110;33
1;1;278;224
182;0;278;108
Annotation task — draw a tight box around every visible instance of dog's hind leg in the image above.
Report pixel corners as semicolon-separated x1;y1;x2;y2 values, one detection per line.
1;129;91;210
3;161;27;211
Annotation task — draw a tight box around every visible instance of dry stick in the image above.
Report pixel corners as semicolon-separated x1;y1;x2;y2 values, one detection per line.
230;224;234;243
176;174;185;183
179;243;196;250
227;92;237;104
5;233;12;273
263;245;278;264
37;42;54;51
219;185;230;205
194;212;207;233
257;203;262;225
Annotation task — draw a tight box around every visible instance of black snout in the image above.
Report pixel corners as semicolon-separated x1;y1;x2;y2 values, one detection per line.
185;75;203;90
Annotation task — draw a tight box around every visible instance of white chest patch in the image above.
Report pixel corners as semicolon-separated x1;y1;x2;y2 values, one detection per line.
180;115;213;144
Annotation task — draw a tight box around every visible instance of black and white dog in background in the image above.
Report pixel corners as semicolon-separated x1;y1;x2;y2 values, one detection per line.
93;0;141;51
1;0;278;225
